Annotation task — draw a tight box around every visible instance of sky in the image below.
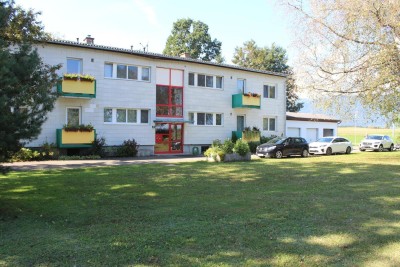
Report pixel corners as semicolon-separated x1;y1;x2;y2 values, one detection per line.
16;0;292;64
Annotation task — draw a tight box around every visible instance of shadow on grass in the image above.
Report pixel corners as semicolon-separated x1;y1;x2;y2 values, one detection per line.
1;153;400;266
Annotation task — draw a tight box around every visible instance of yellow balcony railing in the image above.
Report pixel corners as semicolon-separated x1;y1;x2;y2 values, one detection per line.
232;94;261;109
56;129;96;148
57;79;96;98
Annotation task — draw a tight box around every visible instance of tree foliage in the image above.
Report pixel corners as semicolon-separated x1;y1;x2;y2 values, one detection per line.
282;0;400;120
0;0;60;172
232;40;303;112
163;18;222;62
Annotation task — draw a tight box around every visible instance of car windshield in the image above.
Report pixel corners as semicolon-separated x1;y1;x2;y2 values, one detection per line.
366;135;383;140
316;137;333;143
266;137;285;145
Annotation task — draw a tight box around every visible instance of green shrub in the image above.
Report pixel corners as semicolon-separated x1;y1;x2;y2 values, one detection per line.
116;139;139;157
260;135;277;144
89;137;107;157
11;148;40;162
222;138;234;154
248;141;260;154
204;146;225;161
233;139;250;156
231;132;238;143
38;142;58;160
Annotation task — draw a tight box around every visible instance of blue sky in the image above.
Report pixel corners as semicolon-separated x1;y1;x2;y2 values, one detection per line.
16;0;292;64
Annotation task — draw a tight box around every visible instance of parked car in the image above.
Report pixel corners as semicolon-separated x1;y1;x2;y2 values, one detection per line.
359;134;394;152
256;137;309;158
309;136;352;155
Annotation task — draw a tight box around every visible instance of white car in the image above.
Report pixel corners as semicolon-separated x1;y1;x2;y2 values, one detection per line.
359;135;394;152
309;136;352;155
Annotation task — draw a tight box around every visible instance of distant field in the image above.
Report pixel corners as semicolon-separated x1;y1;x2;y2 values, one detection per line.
338;126;399;145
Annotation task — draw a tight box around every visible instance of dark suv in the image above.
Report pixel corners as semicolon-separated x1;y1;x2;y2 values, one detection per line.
256;137;309;158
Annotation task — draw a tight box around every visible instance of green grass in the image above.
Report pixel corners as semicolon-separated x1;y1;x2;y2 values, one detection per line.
1;152;400;266
338;126;399;145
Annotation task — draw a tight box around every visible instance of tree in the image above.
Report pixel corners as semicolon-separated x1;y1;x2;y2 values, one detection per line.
163;18;222;62
281;0;400;120
0;0;60;172
232;40;303;112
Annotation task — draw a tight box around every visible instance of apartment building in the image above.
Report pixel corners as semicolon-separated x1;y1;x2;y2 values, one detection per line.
29;37;287;155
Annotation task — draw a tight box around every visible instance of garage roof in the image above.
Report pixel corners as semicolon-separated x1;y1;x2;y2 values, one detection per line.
286;112;341;123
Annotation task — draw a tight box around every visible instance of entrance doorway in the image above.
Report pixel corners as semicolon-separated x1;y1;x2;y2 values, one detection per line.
155;123;183;154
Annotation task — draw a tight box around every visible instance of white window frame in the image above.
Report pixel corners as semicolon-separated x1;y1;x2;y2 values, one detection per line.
189;112;223;126
188;72;223;89
104;62;151;82
237;78;246;93
104;108;150;124
67;58;83;74
263;117;277;132
66;107;81;126
263;84;277;99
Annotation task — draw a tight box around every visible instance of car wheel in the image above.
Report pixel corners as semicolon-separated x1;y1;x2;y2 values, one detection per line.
301;149;309;157
275;150;283;159
388;144;394;152
378;145;383;152
326;147;332;155
345;146;351;154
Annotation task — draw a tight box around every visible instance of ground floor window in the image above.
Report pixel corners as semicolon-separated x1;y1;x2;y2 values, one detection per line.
104;108;149;124
66;107;81;126
188;112;223;126
263;117;276;131
323;128;334;136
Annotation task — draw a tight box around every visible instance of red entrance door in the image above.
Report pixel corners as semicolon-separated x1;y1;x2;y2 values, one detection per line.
155;123;183;154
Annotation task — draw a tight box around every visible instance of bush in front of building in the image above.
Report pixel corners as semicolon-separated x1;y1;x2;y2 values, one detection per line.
116;139;139;157
10;148;40;162
233;139;250;157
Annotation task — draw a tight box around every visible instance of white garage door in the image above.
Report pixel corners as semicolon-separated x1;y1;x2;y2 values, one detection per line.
287;127;300;137
306;128;318;142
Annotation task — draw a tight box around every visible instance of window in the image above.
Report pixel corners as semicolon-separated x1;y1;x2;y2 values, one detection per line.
189;73;195;86
104;63;113;78
105;62;150;81
188;72;223;89
263;85;276;99
189;112;223;126
263;117;276;131
198;74;206;87
156;85;183;117
66;107;81;126
67;58;82;74
104;108;149;124
237;79;245;93
323;129;334;136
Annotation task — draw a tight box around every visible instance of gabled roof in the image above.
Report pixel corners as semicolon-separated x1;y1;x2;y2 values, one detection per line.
45;39;288;78
286;112;341;123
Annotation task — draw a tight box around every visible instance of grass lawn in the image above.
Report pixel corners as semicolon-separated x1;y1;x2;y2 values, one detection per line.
338;126;399;145
1;152;400;266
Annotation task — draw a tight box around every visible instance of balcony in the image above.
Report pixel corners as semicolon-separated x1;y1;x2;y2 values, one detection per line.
232;93;261;109
56;129;96;148
57;76;96;98
232;130;261;142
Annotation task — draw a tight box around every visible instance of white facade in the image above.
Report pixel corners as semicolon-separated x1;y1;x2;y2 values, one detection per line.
286;113;340;142
29;40;287;154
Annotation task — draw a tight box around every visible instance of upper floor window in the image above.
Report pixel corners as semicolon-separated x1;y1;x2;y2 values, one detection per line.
237;79;246;93
104;62;150;81
67;58;82;74
188;72;223;89
263;84;276;99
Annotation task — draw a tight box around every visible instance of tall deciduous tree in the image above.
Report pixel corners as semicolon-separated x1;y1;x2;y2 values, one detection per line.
163;18;222;62
282;0;400;120
232;40;303;112
0;0;60;172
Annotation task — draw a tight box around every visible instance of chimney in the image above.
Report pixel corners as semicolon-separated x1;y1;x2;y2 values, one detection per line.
84;35;94;45
180;52;191;58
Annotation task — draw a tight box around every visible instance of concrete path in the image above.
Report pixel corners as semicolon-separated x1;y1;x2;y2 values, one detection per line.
2;155;206;171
